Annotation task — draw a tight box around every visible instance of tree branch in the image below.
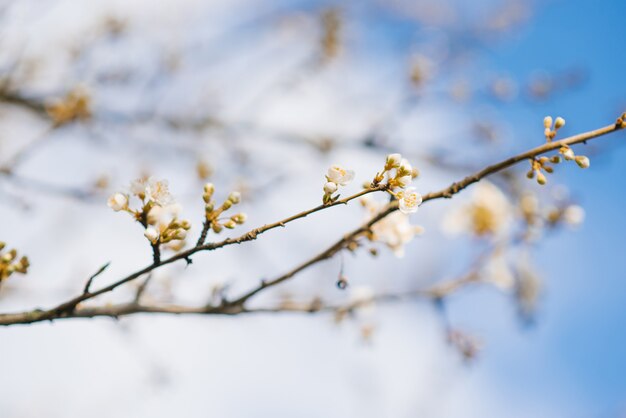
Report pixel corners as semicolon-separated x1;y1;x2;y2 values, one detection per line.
0;116;623;326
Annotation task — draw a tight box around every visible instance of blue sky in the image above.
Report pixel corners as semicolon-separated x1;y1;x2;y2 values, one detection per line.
452;0;626;414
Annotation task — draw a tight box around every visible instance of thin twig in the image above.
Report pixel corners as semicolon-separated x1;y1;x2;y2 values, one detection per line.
134;274;153;303
82;262;111;294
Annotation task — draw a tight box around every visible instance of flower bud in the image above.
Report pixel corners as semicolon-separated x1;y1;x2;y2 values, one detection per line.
174;229;187;240
211;222;223;233
221;200;233;211
231;213;247;224
554;116;565;130
228;191;241;204
203;183;215;197
560;146;575;160
543;116;553;129
1;251;15;263
224;220;237;229
180;219;192;230
144;227;159;243
323;181;338;195
536;171;547;185
575;155;590;169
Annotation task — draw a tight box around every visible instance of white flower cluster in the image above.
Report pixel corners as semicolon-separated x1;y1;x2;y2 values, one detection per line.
442;180;512;238
379;153;422;215
107;177;191;250
322;165;355;204
361;196;423;257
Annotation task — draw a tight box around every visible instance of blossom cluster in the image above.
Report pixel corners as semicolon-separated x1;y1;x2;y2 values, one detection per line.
0;242;29;282
376;153;422;214
528;116;589;185
322;154;422;215
361;197;423;257
443;180;512;238
45;87;91;126
322;165;355;204
201;183;247;233
543;115;565;141
108;177;191;250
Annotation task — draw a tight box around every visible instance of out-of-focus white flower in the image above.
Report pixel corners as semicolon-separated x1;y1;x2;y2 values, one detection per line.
147;203;182;226
482;253;515;291
398;187;422;214
349;286;376;316
323;181;338;194
563;205;585;226
107;193;128;211
442;180;512;238
144;226;159;243
326;165;355;186
146;179;172;205
130;177;173;205
363;197;423;257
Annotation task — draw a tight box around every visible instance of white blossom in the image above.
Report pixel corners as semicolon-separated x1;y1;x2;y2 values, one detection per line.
363;197;423;258
398;159;412;174
385;153;402;169
326;165;355;186
395;175;412;188
107;193;128;211
130;177;173;205
483;253;515;291
563;205;585;226
442;180;512;238
398;187;422;214
147;203;182;227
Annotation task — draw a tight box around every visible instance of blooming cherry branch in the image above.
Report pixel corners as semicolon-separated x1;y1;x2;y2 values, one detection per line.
0;114;623;326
